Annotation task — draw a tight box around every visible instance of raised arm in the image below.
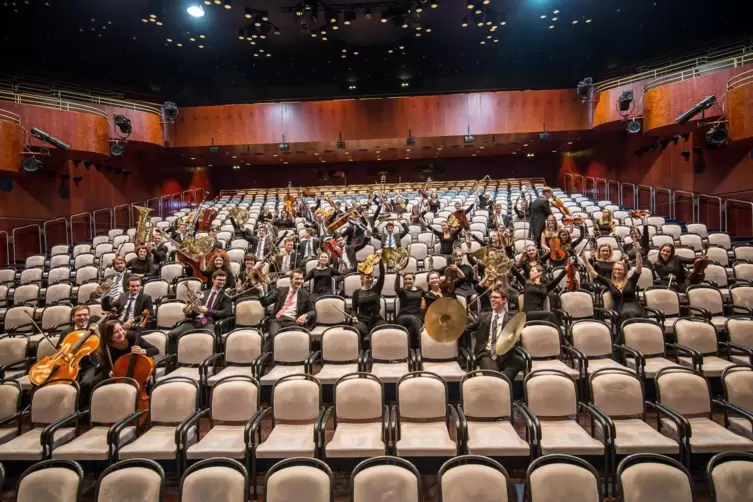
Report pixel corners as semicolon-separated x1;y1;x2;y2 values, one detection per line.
374;259;386;293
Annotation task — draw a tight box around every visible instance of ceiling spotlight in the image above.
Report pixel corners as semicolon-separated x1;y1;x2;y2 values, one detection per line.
461;17;468;27
381;11;389;23
585;19;592;23
618;90;634;113
113;114;132;136
260;10;269;21
706;125;728;146
238;28;246;39
553;10;560;14
401;19;409;28
223;0;231;9
336;132;346;149
466;0;474;9
344;10;356;24
295;3;303;15
676;96;717;124
626;119;642;134
186;4;205;17
163;101;178;120
431;2;438;7
425;25;432;32
244;6;252;18
30;128;71;151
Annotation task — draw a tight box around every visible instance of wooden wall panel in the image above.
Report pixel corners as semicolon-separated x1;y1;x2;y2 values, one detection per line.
728;83;753;143
0;103;109;157
100;105;165;147
173;103;283;147
0;119;24;173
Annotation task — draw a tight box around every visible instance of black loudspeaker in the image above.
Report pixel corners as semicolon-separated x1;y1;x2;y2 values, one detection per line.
694;155;706;174
58;183;70;199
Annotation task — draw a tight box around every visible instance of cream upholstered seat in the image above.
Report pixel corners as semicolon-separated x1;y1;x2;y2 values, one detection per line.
312;326;362;385
521;370;604;458
233;299;265;328
324;373;387;459
157;330;216;385
264;458;333;502
208;329;263;385
439;455;516;502
524;454;602;502
0;380;22;445
644;287;682;335
94;459;165;502
259;328;313;386
0;381;79;461
725;317;753;365
571;320;632;375
367;325;413;384
394;372;459;458
617;454;693;502
417;329;467;382
310;296;348;341
520;322;582;380
708;452;753;502
0;334;29;379
119;378;201;474
351;457;421;502
179;458;248;502
721;365;753;440
255;374;322;461
52;379;140;462
14;335;60;390
589;368;679;459
457;371;531;458
655;367;753;459
687;285;729;331
621;319;681;379
673;318;734;377
15;459;84;502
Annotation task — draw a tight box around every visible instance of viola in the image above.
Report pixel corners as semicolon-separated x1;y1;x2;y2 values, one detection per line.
688;248;709;283
552;198;571;216
547;236;567;261
565;261;578;291
323;238;342;258
112;311;154;425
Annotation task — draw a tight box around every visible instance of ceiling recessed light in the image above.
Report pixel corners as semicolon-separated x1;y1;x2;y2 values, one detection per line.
585;19;592;23
142;18;149;23
177;43;183;47
493;39;498;42
190;157;196;160
167;38;172;42
266;53;271;57
549;25;554;29
198;45;204;48
572;20;578;24
189;37;196;41
500;21;506;25
540;15;546;19
480;40;485;44
200;34;205;38
568;141;573;145
553;10;560;14
156;21;163;25
552;17;558;21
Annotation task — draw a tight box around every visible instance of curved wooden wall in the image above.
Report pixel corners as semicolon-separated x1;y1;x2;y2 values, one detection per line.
99;105;164;147
172;89;589;148
592;81;648;130
728;83;753;143
0;119;24;173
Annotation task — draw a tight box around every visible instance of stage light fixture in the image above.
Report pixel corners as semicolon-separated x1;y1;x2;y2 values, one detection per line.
30;128;71;151
279;135;290;151
676;96;716;124
244;6;252;18
461;16;468;27
626;119;641;134
706;125;728;146
223;0;231;9
113;115;132;136
163;101;178;120
22;157;43;172
618;90;634;113
467;1;474;9
336;132;346;149
111;142;125;157
186;4;205;17
464;128;474;144
380;11;388;23
576;77;593;99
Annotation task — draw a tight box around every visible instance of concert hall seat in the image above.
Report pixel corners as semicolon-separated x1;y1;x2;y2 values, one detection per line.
179;458;248;502
720;365;753;440
643;288;682;335
19;267;43;286
654;367;753;466
118;377;201;476
617;454;693;502
159;262;185;285
231;298;266;330
456;371;531;461
523;454;602;502
142;279;169;306
685;285;729;332
350;456;421;502
310;296;348;341
14;459;84;502
0;380;79;463
263;458;333;502
707;452;753;502
94;458;165;502
438;455;516;502
155;300;187;330
729;285;753;317
733;244;753;262
679;233;704;253
309;326;362;385
322;373;388;462
725;317;753;364
392;372;460;467
519;322;583;381
672;318;735;377
174;278;202;303
555;291;614;331
0;380;22;445
570;320;632;377
364;325;413;384
0;334;29;380
51;378;140;463
415;329;470;383
258;328;313;391
209;328;263;383
157;330;216;392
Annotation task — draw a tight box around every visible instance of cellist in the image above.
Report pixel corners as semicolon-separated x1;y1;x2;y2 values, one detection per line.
99;320;159;378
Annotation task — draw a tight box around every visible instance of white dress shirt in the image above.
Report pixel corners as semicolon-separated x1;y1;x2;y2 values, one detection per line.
485;312;505;356
281;288;299;319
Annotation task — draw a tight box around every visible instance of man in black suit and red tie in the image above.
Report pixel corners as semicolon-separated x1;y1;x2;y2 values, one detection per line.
461;287;526;382
262;269;316;348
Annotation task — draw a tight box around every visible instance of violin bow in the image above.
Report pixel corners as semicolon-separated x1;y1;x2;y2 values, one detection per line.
23;311;58;351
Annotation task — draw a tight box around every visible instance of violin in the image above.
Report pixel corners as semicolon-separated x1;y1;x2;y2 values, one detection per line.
357;254;381;275
688;247;710;283
112;311;154;425
323;237;342;258
547;235;567;261
562;215;584;226
552;198;571;216
29;311;114;387
449;209;470;230
565;260;578;291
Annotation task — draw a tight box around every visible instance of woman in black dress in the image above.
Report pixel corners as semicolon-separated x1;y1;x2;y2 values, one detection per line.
351;254;386;342
511;257;570;324
128;246;156;277
584;252;645;335
591;243;616;279
513;196;531;223
543;225;584;268
201;253;236;289
408;205;427;231
99;320;159;378
423;271;456;311
430;222;462;258
393;272;425;348
427;192;441;213
441;249;476;298
595;208;616;236
303;252;341;300
518;244;543;280
652;243;703;292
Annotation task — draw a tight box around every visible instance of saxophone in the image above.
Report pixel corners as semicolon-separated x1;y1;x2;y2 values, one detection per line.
133;206;154;246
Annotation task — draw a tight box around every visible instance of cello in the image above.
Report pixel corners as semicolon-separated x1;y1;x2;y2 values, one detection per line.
111;311;154;424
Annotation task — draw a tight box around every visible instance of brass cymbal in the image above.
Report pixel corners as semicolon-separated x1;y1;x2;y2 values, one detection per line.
425;297;468;343
496;312;527;356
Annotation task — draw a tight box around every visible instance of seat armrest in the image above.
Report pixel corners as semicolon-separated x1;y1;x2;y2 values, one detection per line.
247;407;270;447
516;402;541;450
594;307;618;327
666;343;702;370
552;308;572;330
459;346;474;371
305;350;321;372
199;353;223;382
719;341;753;363
108;409;149;459
447;404;462;455
614;345;646;378
316;406;333;454
390;405;399;443
0;408;30;437
0;357;33;375
713;400;753;430
512;401;538;446
646;401;690;439
409;349;417;371
584;403;615;443
562;345;587;375
382;405;390;450
514;346;532;373
686;305;711;321
644;307;666;327
41;410;89;458
455;405;468;450
413;349;423;370
176;408;209;449
254;352;273;379
730;305;753;316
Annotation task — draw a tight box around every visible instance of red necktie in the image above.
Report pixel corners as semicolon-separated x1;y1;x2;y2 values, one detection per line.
276;290;296;318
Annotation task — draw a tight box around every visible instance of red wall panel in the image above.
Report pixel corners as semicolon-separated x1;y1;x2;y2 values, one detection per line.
0;119;24;173
728;83;753;143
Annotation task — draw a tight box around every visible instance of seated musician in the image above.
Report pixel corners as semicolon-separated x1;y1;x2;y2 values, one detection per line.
309;209;333;238
207;228;224;250
540;214;561;252
99;320;159;378
296;196;321;221
423;270;456;311
236;253;266;298
93;255;128;311
511;257;570;324
517;244;542;279
408;205;427;231
386;197;407;215
461;287;526;381
543;225;584;268
653;243;703;292
453;200;474;216
171;221;188;244
440;249;475;298
260;205;275;223
250;225;275;258
54;305;102;407
351;254;387;343
200;253;236;289
394;272;424;348
150;230;169;267
261;269;315;348
430;222;462;258
231;216;255;241
332;200;344;218
595;208;616;235
478;192;493;211
128;245;156;278
592;243;616;279
297;228;320;266
110;276;155;330
167;270;232;354
342;204;379;245
333;232;369;274
374;220;409;249
273;237;297;277
513;196;531;223
274;208;295;229
304;252;341;300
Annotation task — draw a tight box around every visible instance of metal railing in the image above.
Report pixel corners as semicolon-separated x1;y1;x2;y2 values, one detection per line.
0;231;8;267
43;218;68;253
0;108;21;124
0;89;108;118
644;53;753;92
728;68;753;89
12;225;42;264
724;199;753;235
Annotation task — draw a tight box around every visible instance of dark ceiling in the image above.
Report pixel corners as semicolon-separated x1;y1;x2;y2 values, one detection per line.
0;0;749;106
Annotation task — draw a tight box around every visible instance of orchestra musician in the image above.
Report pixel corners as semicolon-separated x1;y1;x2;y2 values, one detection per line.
150;230;169;267
55;305;102;407
490;203;511;232
592;244;616;279
297;228;320;266
530;186;553;249
332;232;370;274
393;271;424;348
200;253;236;289
374;220;409;249
430;222;462;257
653;243;705;292
273;208;295;229
171;220;188;243
128;245;157;278
517;244;543;279
231;216;255;242
272;237;298;277
261;269;315;347
543;225;584;268
512;257;570;324
99;320;159;378
540;215;561;252
250;225;275;258
303;251;341;299
440;249;476;298
236;253;266;298
351;253;386;343
297;196;321;221
93;255;128;311
423;270;455;311
513;195;532;223
595;208;616;235
341;205;379;245
110;276;155;330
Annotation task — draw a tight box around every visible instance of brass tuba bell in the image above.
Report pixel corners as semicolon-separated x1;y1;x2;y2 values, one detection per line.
382;247;410;272
133;206;154;246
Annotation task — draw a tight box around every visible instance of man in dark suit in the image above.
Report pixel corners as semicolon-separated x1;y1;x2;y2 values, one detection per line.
273;237;298;277
249;225;276;259
111;275;155;329
262;269;316;349
342;204;380;246
530;186;553;249
488;203;511;233
373;220;409;249
297;228;320;267
461;287;526;382
297;197;321;222
166;270;233;354
333;232;370;273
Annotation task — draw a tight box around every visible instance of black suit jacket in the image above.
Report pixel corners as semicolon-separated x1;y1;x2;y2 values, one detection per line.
297;238;320;262
112;292;155;321
463;311;511;358
262;287;316;322
530;197;552;234
273;251;298;275
186;288;232;323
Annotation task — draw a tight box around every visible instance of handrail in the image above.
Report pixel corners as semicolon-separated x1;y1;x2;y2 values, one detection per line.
636;185;654;212
0;89;108;118
728;68;753;89
113;204;132;229
644;53;753;92
724;199;753;234
43;218;69;253
0;231;8;266
654;187;672;218
697;194;723;230
672;190;696;221
595;178;608;201
12;225;42;264
620;183;636;209
0;108;21;125
92;208;114;236
70;212;93;244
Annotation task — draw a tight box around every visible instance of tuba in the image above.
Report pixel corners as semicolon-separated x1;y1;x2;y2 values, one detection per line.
382;247;410;272
133;206;154;246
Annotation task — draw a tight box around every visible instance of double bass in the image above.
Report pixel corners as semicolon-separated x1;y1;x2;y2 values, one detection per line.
111;311;155;424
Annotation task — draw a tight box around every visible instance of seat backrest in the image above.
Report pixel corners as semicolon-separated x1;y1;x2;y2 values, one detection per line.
709;454;753;502
679;233;703;252
644;288;681;317
150;380;198;423
705;264;728;287
675;319;718;354
727;317;753;349
334;375;383;421
17;462;82;502
265;461;332;502
90;381;138;424
687;286;724;315
234;299;265;326
177;331;214;365
225;329;263;364
722;366;753;411
274;329;310;363
461;373;512;419
371;327;409;360
13;284;40;304
397;374;446;420
622;320;665;356
156;301;186;329
559;291;594;319
31;384;78;425
143;280;170;303
619;459;692;502
419;330;459;360
571;321;612;357
656;369;710;415
273;376;320;421
96;460;164;502
42;304;73;330
352;461;420;502
211;377;259;422
314;296;347;325
590;369;644;416
0;381;21;419
0;335;29;365
527;459;600;502
321;326;359;362
181;463;247;502
525;371;577;418
440;460;512;502
521;323;561;358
